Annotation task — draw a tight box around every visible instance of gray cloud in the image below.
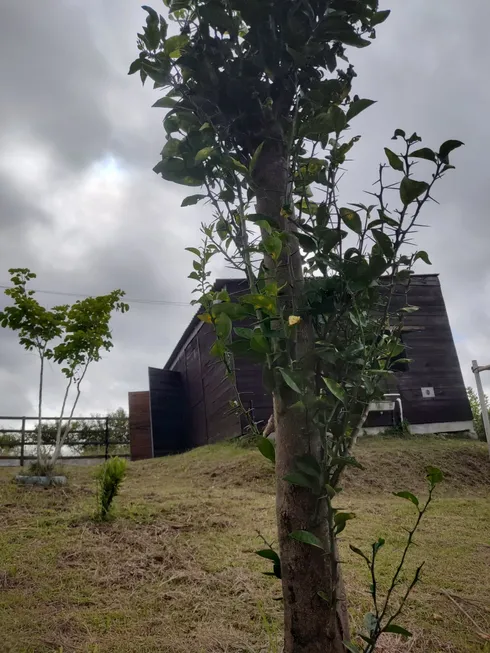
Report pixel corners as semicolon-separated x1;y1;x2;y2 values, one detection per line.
0;0;489;428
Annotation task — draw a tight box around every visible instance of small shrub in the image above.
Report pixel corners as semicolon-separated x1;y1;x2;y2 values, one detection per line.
95;457;127;520
381;419;412;439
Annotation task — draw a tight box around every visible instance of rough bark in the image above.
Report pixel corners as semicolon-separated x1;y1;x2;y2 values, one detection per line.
275;397;349;653
37;355;45;469
254;138;349;652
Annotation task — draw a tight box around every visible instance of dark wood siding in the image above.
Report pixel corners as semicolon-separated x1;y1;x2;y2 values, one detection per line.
390;277;472;424
168;320;241;448
365;276;472;426
148;367;189;456
155;275;471;453
128;391;152;460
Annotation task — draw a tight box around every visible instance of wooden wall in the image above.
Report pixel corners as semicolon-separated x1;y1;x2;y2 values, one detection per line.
128;391;152;460
169;321;241;448
148;368;189;456
144;274;470;456
387;276;472;425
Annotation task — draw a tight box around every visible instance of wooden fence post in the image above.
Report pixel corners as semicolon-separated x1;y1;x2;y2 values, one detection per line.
20;417;26;467
104;417;110;460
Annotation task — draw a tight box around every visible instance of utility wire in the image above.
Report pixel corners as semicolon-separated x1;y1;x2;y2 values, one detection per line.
0;284;191;307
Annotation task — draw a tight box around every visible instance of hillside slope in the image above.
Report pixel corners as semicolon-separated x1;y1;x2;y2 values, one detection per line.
1;437;489;652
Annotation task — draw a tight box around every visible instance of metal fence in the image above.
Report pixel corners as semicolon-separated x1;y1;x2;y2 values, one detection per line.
0;416;130;466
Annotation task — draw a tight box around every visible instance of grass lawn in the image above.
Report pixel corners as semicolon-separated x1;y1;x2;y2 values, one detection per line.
1;436;490;652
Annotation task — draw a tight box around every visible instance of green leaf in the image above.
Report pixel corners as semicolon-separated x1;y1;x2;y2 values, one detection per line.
200;4;236;32
414;250;431;265
346;99;375;122
215;312;232;340
181;194;206;207
128;58;142;75
349;545;370;562
384;148;404;172
371;229;394;258
257;437;275;464
234;327;254;339
164;33;189;57
195;146;215;163
407;132;422;145
230;157;249;176
317;590;331;604
328;105;346;133
219;187;235;203
250;333;270;354
439;140;464;161
339;207;362;235
410;147;436;162
334;512;356;534
169;0;189;11
153;156;204;186
373;537;385;554
212;303;249;320
240;294;276;314
161;137;181;157
278;368;302;394
364;612;378;635
296;233;317;252
426;465;444;485
210;339;226;358
288;530;324;549
185;247;200;257
152;96;177;109
250;141;264;174
283;472;317;490
255;548;279;563
343;642;362;653
383;624;412;637
371;9;391;26
392;128;406;140
400;177;429;205
394;491;419;507
323;377;345;403
295;454;322;479
263;234;282;261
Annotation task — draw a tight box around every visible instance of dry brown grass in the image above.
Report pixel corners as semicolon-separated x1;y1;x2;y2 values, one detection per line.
1;437;489;652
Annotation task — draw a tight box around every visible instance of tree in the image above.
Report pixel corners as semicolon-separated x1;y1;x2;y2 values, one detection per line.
130;3;461;650
0;269;129;472
0;269;66;469
467;386;488;441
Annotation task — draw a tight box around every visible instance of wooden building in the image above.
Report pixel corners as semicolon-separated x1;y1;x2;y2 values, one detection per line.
129;274;474;460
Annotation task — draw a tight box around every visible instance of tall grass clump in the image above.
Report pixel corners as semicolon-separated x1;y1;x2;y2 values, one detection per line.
95;456;127;520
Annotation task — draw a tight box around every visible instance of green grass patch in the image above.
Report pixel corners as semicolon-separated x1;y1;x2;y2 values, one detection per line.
0;437;489;652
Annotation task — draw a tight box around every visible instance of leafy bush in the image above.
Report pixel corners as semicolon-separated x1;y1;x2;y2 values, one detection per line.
467;386;488;441
95;457;127;520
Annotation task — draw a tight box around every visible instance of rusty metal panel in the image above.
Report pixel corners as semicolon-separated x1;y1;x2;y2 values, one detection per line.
128;391;152;460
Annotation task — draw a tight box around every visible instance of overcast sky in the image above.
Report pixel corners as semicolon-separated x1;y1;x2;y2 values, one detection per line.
0;0;489;422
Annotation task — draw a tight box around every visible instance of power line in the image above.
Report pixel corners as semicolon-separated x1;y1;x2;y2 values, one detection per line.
0;284;191;307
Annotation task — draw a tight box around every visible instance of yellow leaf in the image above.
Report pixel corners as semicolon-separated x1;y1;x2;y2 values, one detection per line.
198;313;212;324
288;315;302;326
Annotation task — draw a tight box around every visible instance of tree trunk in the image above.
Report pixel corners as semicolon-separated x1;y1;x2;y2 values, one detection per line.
37;356;45;469
275;395;349;653
254;137;349;652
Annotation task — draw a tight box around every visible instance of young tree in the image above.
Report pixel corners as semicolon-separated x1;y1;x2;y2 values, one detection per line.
130;3;461;650
48;292;129;468
0;269;129;472
0;269;66;469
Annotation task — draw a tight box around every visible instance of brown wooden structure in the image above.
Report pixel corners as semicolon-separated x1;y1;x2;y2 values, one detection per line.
129;274;473;459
